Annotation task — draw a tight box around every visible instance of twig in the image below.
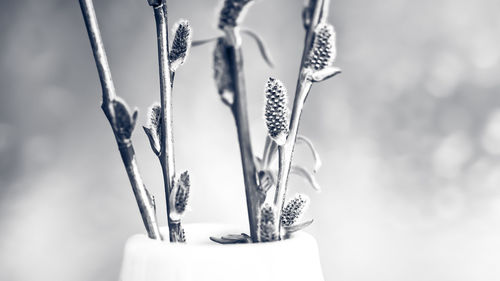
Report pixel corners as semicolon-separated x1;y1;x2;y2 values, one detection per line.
149;0;184;242
79;0;161;240
273;0;338;238
224;27;263;242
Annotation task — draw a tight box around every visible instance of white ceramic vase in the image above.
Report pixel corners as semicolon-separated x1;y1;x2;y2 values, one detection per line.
119;223;325;281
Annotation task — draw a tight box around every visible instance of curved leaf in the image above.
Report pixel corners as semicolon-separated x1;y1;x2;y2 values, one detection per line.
241;28;274;67
283;219;314;236
210;233;251;244
291;165;321;192
297;135;322;173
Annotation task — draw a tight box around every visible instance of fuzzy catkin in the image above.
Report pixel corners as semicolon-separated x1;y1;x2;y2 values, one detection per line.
146;103;161;131
174;171;190;214
259;204;277;242
265;77;289;145
281;194;308;227
218;0;253;29
169;20;192;71
306;23;336;71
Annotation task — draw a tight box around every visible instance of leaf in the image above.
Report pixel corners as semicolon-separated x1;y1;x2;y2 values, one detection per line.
241;28;274;67
297;135;322;173
143;127;160;156
283;219;314;236
310;66;341;82
210;233;251;244
291;165;321;192
192;37;221;47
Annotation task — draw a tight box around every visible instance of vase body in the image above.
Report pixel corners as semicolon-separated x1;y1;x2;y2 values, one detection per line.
119;223;325;281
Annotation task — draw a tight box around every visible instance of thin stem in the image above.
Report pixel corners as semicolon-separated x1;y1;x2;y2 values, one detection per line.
274;78;312;237
79;0;161;240
79;0;115;105
225;28;261;242
152;3;182;242
118;142;162;240
273;0;329;237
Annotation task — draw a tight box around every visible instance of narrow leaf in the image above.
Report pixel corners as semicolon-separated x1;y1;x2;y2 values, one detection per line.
143;127;160;156
283;219;314;236
241;29;274;67
210;235;250;244
297;135;322;173
291;165;321;192
192;37;221;47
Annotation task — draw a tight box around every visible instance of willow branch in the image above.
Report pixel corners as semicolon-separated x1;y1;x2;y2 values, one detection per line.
224;27;262;242
273;0;330;237
150;1;184;242
79;0;161;240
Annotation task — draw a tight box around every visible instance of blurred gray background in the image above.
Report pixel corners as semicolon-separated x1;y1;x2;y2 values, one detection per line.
1;0;500;280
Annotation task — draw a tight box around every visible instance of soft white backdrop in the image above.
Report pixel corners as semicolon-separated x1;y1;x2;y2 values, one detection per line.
1;0;500;280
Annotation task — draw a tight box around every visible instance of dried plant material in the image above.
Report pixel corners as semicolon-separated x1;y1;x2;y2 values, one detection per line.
169;19;192;72
112;97;138;141
213;38;235;106
306;23;336;71
281;194;309;227
291;165;321;192
169;171;190;221
265;77;289;145
218;0;253;29
257;170;274;194
143;103;162;155
283;219;314;238
259;204;277;242
297;135;322;173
